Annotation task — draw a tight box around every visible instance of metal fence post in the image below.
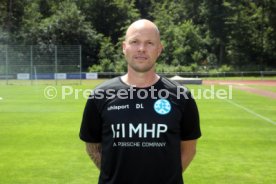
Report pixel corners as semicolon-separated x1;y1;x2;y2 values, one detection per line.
30;45;33;85
5;45;8;85
260;71;264;79
55;45;58;85
79;45;82;85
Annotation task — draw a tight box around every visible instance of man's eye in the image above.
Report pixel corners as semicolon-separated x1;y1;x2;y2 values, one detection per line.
130;40;137;44
148;42;153;45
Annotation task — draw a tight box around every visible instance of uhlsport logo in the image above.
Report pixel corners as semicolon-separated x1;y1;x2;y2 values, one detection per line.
154;99;171;115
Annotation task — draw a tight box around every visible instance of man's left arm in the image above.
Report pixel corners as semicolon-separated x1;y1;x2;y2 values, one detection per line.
180;139;197;172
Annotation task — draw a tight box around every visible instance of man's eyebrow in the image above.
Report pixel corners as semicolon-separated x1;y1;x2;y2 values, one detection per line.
127;38;137;42
128;37;137;40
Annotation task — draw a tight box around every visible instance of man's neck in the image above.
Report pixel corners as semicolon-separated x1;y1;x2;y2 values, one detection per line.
121;71;160;88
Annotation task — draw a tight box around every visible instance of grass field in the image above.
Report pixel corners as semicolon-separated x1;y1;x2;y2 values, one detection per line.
0;79;275;184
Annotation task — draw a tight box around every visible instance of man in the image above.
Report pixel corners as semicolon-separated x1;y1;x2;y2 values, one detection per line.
80;19;201;184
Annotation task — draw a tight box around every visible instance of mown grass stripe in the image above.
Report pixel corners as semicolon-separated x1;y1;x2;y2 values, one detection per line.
225;99;276;125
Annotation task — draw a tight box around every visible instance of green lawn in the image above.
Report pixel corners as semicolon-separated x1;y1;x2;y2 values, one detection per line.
0;81;275;184
185;85;276;184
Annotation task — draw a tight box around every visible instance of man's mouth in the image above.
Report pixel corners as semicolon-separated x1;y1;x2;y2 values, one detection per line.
134;56;148;60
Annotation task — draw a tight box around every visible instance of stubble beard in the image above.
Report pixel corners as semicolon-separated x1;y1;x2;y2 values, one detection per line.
128;61;155;73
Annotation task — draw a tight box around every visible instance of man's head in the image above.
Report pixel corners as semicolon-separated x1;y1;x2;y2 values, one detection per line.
123;19;163;73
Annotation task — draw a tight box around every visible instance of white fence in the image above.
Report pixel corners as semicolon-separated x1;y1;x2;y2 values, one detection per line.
0;45;82;84
95;71;276;78
0;45;275;85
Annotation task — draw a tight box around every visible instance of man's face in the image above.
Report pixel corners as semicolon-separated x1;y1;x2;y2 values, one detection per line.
123;26;162;73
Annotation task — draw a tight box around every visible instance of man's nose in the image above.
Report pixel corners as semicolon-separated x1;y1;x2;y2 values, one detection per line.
138;43;146;52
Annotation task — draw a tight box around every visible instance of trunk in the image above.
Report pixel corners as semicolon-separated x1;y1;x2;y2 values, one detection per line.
6;0;12;32
219;41;225;65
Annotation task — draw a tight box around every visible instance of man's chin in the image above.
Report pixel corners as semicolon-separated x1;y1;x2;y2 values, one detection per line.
129;65;154;73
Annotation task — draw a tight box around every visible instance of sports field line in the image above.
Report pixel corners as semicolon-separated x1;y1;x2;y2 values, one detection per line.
197;85;276;125
224;99;276;125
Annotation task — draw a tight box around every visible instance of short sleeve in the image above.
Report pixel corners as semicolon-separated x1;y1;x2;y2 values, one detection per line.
79;97;103;143
180;91;201;140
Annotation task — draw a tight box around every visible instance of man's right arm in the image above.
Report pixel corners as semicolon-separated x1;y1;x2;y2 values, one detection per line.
85;142;102;170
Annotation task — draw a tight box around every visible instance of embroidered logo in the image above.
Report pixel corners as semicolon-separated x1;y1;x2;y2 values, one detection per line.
154;99;171;115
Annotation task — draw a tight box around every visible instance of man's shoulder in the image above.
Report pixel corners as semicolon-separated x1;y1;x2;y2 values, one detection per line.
95;77;124;90
160;76;189;91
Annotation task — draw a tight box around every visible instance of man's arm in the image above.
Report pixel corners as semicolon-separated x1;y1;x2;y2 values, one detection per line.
85;142;102;170
181;140;197;172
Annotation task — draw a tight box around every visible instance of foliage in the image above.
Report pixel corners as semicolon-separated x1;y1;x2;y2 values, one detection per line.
151;2;208;66
77;0;139;43
89;36;126;72
21;0;103;68
0;0;275;71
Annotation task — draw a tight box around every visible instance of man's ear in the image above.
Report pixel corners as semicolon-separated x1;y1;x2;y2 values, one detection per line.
122;41;126;55
158;44;163;56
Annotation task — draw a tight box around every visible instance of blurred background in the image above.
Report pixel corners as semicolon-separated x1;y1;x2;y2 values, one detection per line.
0;0;275;76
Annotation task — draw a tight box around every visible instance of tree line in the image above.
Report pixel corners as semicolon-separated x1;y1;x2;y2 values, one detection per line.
0;0;275;72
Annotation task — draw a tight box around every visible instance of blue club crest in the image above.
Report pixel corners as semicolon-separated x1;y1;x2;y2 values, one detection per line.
154;99;171;115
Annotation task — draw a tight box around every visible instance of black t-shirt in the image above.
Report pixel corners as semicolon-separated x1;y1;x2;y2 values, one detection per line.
80;76;201;184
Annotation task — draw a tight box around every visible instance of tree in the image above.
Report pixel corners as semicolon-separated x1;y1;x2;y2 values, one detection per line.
77;0;139;43
182;0;204;24
0;0;27;44
134;0;155;19
1;0;275;71
225;1;271;69
262;0;276;67
200;0;230;65
151;1;207;66
21;0;103;68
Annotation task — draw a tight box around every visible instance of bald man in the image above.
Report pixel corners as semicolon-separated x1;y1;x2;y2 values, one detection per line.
80;19;201;184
